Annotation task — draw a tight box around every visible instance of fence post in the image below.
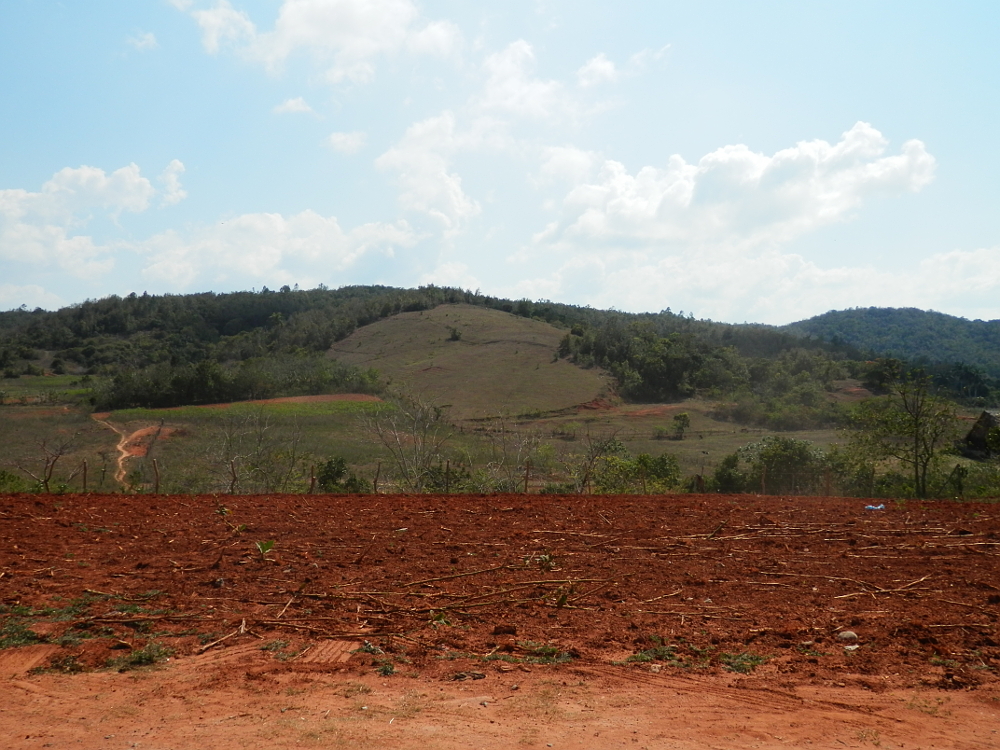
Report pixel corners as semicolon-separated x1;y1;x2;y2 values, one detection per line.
309;465;316;494
82;460;88;493
445;460;450;494
152;459;160;494
373;461;381;494
524;461;530;493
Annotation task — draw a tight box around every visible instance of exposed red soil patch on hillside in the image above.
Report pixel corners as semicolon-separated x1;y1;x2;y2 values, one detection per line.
179;393;384;410
2;492;998;748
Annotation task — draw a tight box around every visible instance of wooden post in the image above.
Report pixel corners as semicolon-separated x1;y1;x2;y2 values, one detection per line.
445;460;450;494
152;459;160;494
229;460;238;495
82;460;88;493
373;461;381;494
524;461;530;494
761;465;766;495
309;465;316;494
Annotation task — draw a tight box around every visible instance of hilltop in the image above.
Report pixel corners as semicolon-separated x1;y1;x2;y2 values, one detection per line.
785;307;1000;380
328;304;609;420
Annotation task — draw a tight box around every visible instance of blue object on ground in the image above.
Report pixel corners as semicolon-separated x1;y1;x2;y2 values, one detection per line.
865;504;885;510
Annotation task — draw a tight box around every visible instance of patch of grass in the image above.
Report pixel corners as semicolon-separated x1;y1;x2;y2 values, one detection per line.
0;617;43;649
617;636;684;665
518;641;575;665
720;651;768;674
110;399;381;421
31;654;87;675
106;641;174;671
261;639;291;652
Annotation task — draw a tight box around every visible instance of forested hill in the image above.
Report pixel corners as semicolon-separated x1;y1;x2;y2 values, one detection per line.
784;308;1000;379
1;287;996;416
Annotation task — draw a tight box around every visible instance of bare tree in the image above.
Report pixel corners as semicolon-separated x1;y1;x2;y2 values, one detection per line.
15;437;76;492
214;407;308;494
361;396;452;492
478;414;540;492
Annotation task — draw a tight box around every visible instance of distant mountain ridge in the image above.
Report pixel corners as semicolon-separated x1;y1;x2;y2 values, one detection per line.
784;307;1000;378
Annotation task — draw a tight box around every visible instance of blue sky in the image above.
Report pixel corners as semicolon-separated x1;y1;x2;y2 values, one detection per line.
1;1;998;324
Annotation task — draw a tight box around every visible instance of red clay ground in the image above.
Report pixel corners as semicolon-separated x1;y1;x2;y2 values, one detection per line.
2;492;999;748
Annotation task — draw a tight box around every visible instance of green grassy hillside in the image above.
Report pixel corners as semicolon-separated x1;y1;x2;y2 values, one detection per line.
328;304;610;420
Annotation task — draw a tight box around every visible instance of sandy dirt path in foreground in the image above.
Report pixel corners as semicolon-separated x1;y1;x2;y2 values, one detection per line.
3;652;999;750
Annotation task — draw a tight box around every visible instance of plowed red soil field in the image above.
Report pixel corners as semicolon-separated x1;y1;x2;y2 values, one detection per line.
2;492;999;749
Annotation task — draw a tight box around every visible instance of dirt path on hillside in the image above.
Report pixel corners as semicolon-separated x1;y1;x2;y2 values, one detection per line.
2;492;999;747
89;418;172;485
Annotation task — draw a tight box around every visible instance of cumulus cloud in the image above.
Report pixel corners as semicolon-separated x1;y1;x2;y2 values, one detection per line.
158;160;187;207
273;96;314;114
0;162;182;278
478;40;570;120
138;211;417;288
576;53;617;87
327;131;367;154
537;122;935;248
511;123;947;323
376;112;484;230
127;31;159;51
191;0;255;54
179;0;460;84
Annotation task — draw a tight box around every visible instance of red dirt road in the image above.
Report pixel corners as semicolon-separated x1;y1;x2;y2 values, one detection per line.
2;492;999;748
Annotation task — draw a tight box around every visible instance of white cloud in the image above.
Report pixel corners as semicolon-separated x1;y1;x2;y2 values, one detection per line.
478;40;569;120
138;211;417;288
375;112;483;230
191;0;256;54
273;97;315;114
127;31;159;51
577;53;616;87
178;0;461;84
327;130;367;154
538;122;935;248
511;123;947;323
0;284;65;312
0;162;181;279
537;145;598;185
158;160;187;207
418;261;481;291
406;19;462;58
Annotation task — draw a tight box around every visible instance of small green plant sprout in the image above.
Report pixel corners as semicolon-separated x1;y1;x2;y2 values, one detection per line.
524;550;556;571
376;659;396;676
215;505;231;517
353;640;384;656
255;540;275;560
429;610;453;628
720;651;768;674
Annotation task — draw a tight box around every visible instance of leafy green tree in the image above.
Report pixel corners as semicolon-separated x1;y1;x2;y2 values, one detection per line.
672;412;690;440
737;436;825;495
317;457;371;493
847;376;959;498
594;451;680;494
